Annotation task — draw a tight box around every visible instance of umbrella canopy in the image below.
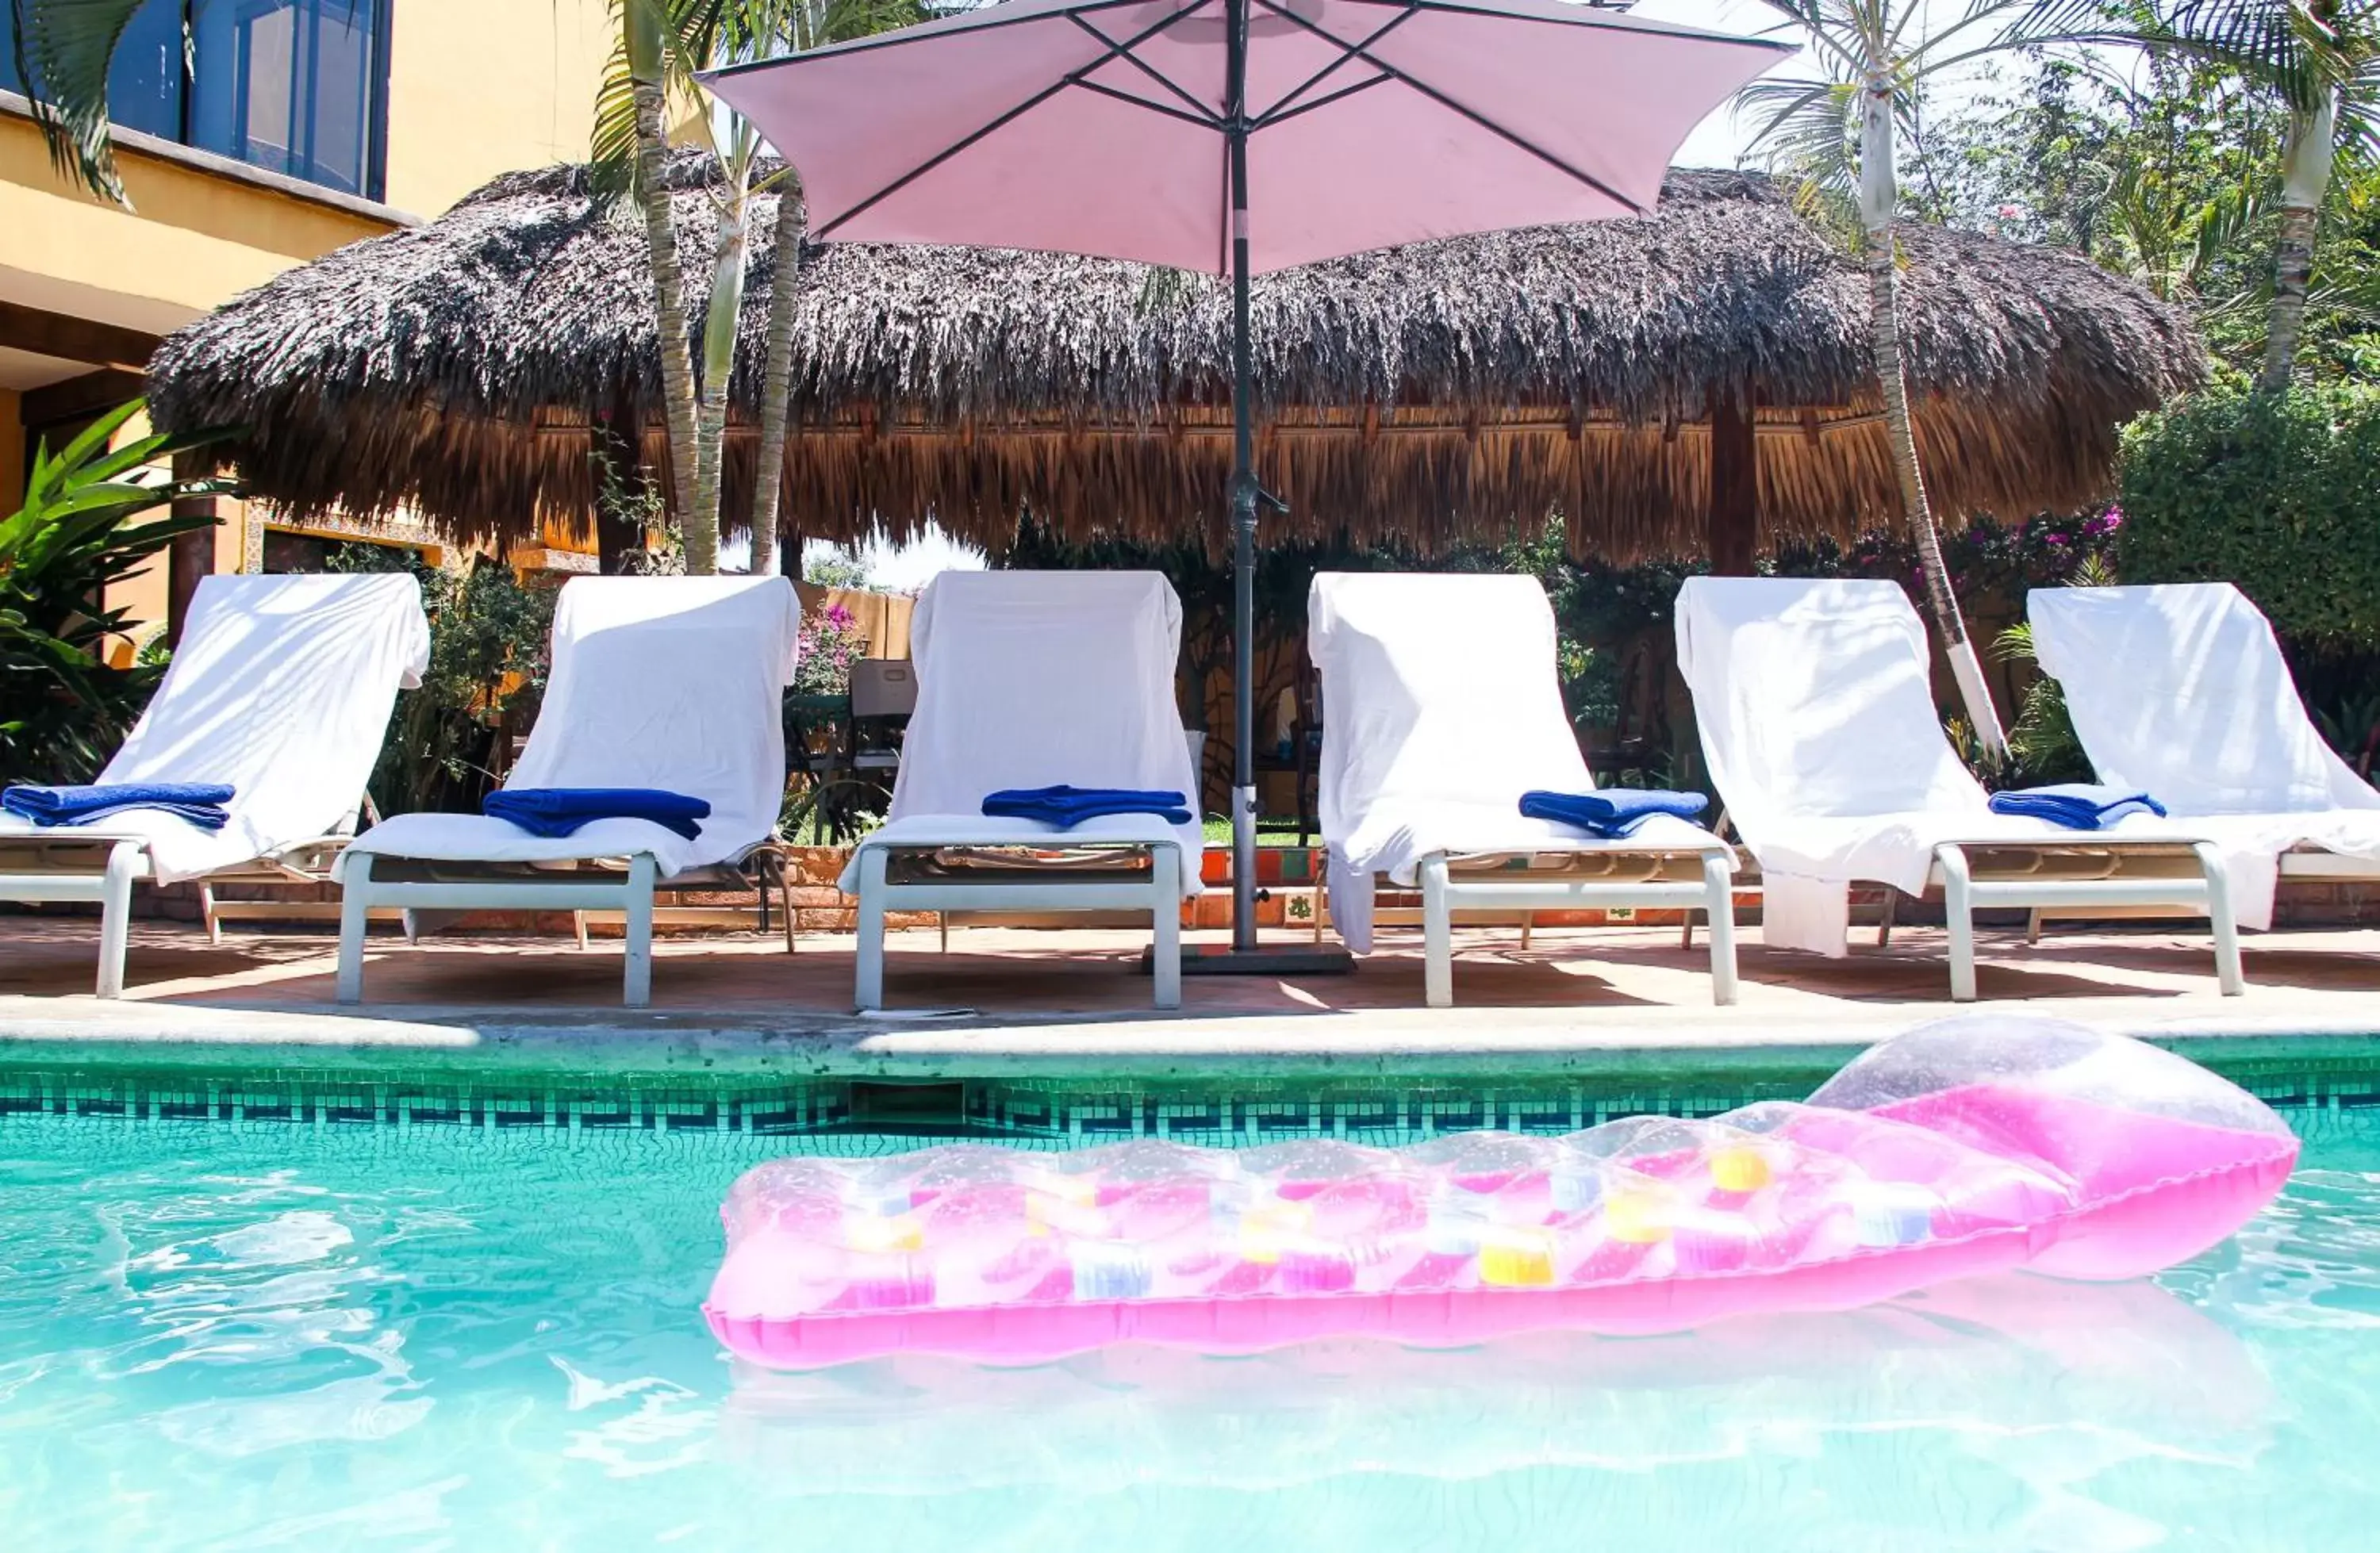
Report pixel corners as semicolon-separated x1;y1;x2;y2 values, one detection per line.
703;0;1789;273
703;0;1789;955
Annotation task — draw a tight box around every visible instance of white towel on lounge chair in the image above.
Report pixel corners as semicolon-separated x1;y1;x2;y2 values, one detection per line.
1675;577;2203;956
838;569;1204;892
1311;571;1729;953
0;573;429;882
2029;581;2380;929
342;576;799;881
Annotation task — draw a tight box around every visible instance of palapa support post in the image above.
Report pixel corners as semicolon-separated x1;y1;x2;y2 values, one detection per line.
1706;379;1757;577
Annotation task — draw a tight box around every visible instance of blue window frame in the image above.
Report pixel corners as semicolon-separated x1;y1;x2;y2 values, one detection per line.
2;1;390;201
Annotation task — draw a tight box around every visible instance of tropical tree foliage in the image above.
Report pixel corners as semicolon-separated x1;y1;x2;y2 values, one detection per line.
0;402;228;783
597;0;935;576
1740;0;2118;756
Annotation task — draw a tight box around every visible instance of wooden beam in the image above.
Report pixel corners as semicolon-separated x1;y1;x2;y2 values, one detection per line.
1707;380;1758;577
0;301;161;374
21;368;148;428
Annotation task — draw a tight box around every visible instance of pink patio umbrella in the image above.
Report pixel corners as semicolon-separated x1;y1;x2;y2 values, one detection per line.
704;0;1788;961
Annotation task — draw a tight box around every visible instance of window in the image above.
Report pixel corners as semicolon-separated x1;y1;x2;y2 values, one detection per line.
192;0;389;198
0;2;389;201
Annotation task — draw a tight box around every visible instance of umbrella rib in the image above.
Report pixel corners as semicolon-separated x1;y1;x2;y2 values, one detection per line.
1392;0;1790;48
703;0;1161;78
1067;11;1223;125
1069;76;1226;129
815;0;1220;240
1252;0;1645;213
1253;3;1419;125
1253;70;1397;130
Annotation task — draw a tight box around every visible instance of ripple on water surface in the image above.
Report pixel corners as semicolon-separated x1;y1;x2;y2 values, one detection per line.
2;1110;2378;1551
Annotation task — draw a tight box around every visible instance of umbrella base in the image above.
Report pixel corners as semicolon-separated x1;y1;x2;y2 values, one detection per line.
1141;943;1355;977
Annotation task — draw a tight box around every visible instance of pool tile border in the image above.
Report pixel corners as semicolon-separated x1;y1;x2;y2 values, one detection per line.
2;1049;2374;1144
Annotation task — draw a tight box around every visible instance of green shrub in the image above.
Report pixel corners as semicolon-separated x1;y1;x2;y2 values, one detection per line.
326;544;557;814
0;401;227;784
2118;382;2380;647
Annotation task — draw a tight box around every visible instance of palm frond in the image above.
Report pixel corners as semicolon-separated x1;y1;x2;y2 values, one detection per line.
13;0;160;206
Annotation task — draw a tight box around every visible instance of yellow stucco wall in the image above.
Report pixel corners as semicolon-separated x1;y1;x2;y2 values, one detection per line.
0;115;395;328
382;0;614;218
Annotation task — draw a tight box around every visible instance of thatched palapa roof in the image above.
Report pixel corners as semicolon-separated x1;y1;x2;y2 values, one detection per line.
147;155;2204;560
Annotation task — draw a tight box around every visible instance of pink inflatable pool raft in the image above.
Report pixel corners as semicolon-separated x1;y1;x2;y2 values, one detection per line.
705;1018;2298;1367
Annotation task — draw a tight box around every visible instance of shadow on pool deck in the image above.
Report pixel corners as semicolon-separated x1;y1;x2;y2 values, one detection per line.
2;915;2377;1049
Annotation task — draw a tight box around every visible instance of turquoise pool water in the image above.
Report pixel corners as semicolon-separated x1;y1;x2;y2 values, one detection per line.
3;1102;2378;1550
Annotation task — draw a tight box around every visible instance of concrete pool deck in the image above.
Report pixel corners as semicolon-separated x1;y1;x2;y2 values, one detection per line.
1;915;2374;1079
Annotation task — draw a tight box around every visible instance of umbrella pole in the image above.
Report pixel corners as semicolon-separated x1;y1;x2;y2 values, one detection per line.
1173;0;1345;979
1226;0;1259;953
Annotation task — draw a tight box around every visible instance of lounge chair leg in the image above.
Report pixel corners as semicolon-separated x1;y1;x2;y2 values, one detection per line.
1152;846;1183;1010
200;883;221;947
939;911;948;953
1519;911;1532;949
855;848;889;1010
1878;888;1897;948
1702;853;1739;1007
2195;841;2248;997
779;858;797;954
2025;907;2044;947
95;841;140;999
574;911;590;952
1681;911;1696;951
1938;846;1978;1002
1421;854;1453;1009
623;855;655;1007
336;855;372;1004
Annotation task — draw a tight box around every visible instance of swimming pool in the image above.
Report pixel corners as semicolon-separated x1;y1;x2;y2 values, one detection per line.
3;1060;2377;1550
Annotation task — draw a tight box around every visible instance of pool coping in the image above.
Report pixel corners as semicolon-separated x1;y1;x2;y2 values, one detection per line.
2;997;2374;1083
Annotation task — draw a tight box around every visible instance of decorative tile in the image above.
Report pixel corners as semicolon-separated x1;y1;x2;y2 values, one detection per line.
0;1053;2367;1146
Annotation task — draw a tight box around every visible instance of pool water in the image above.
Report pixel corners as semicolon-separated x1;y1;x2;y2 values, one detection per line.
3;1106;2378;1551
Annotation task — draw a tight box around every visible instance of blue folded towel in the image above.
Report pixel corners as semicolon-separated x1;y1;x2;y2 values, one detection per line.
1519;788;1710;838
1987;784;2167;830
1;782;234;830
981;785;1192;827
482;788;709;840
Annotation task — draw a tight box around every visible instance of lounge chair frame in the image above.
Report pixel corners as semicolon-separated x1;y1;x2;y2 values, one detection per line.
848;838;1184;1011
1398;845;1740;1008
0;805;378;998
335;846;793;1008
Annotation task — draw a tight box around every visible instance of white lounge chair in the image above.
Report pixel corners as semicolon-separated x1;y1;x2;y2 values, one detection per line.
0;573;430;997
2028;581;2380;931
839;570;1202;1011
1310;572;1740;1007
335;576;800;1007
1675;577;2245;1000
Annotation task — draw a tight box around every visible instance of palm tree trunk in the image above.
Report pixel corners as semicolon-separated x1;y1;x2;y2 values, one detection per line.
748;180;804;577
689;170;751;577
626;18;701;530
1859;79;2007;757
2259;90;2335;393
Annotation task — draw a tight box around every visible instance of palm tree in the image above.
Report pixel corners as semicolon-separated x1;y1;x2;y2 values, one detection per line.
1741;0;2131;756
610;1;708;546
599;0;930;575
2148;0;2380;389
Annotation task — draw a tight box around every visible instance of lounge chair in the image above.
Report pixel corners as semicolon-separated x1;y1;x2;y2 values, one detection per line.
1310;572;1740;1007
1675;577;2245;1000
0;572;431;996
335;576;800;1007
839;570;1202;1011
2028;581;2380;933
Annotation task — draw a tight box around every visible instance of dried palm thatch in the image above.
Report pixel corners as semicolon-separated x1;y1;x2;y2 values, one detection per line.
147;154;2203;561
